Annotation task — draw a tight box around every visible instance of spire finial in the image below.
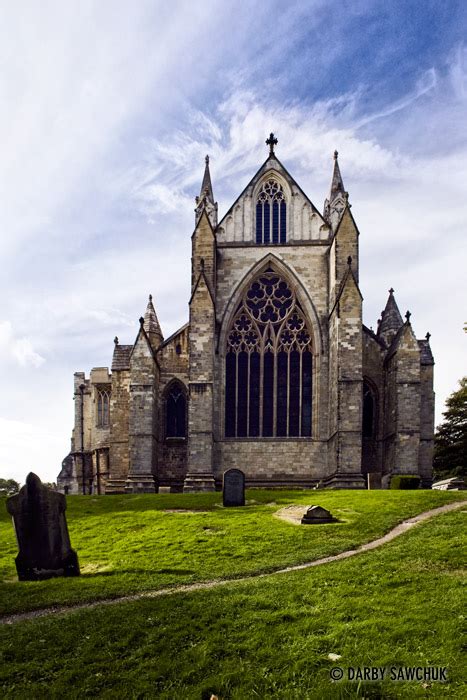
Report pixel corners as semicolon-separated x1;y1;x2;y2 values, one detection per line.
114;336;119;346
205;155;209;165
426;332;431;341
405;310;411;322
389;287;394;295
139;316;144;326
334;150;338;160
149;293;152;302
266;132;278;156
347;255;352;267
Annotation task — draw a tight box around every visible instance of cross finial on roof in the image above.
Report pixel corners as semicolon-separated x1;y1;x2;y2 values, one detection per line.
266;132;278;156
405;310;411;322
334;150;338;160
426;332;431;341
389;287;394;295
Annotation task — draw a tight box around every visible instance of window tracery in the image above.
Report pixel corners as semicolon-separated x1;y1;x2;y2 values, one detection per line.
225;268;312;438
96;388;110;428
256;179;287;244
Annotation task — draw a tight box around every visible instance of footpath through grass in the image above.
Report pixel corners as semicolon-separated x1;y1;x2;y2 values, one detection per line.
0;489;465;616
0;507;465;698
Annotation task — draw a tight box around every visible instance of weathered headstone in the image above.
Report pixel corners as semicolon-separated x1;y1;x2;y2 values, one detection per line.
6;472;80;581
223;468;245;507
432;477;466;491
301;505;336;525
367;472;382;490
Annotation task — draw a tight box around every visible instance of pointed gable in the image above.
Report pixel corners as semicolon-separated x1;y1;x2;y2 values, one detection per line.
217;149;330;244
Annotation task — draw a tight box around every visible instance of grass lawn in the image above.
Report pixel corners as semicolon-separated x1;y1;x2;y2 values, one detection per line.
0;506;465;699
0;489;465;617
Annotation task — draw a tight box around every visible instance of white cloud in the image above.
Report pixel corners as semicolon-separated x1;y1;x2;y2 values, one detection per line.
0;418;64;484
0;321;45;368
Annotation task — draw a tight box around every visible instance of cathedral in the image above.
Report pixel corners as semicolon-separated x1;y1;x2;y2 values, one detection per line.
58;135;434;494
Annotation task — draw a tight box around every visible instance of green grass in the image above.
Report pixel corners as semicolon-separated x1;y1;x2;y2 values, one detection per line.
0;489;465;616
0;507;465;699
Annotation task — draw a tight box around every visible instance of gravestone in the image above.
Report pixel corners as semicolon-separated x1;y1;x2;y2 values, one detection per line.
367;472;382;490
6;472;80;581
301;505;336;525
223;469;245;507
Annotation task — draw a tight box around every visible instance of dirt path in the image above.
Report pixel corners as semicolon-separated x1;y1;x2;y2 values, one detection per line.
1;500;465;626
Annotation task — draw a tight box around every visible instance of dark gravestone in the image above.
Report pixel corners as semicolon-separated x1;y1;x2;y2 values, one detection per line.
6;472;80;581
223;469;245;507
301;505;336;525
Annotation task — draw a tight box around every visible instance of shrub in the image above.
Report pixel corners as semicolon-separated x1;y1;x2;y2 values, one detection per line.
390;474;421;490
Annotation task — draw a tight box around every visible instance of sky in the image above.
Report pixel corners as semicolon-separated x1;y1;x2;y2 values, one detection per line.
1;0;466;484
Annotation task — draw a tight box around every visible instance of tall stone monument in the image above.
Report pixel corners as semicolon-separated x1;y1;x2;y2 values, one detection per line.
6;472;80;581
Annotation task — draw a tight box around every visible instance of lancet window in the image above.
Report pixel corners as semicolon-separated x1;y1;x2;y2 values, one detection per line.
256;179;287;244
362;381;376;438
225;268;313;438
166;382;186;438
96;388;110;428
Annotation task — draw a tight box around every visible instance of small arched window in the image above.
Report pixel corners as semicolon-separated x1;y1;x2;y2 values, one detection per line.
97;388;110;427
362;382;375;438
166;382;186;438
256;179;286;244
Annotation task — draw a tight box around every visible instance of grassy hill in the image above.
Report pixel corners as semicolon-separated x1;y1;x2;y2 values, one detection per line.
0;490;465;698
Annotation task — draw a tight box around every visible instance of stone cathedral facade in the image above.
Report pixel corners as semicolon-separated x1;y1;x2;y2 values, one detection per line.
58;136;434;494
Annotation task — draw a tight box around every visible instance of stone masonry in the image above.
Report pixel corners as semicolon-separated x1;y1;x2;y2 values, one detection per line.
58;137;434;493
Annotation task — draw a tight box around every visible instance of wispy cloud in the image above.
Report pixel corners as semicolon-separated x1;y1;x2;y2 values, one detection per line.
1;4;466;484
0;321;45;368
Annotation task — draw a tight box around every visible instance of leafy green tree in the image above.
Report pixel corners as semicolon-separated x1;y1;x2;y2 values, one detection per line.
433;377;467;480
0;478;20;497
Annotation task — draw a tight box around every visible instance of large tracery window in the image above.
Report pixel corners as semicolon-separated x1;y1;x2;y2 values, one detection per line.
256;179;287;244
225;268;313;438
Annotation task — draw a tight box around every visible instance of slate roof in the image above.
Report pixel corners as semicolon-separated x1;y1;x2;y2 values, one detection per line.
111;344;133;371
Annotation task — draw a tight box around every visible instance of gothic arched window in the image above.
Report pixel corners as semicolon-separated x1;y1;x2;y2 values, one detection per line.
166;382;186;438
362;382;375;438
256;179;287;244
225;268;313;438
97;388;110;428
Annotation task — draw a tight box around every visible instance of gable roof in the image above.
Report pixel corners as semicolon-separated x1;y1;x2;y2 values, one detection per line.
218;153;328;229
111;344;133;371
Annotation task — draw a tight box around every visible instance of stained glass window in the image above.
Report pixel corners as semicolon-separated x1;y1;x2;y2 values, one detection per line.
166;383;186;438
256;179;287;244
225;268;312;438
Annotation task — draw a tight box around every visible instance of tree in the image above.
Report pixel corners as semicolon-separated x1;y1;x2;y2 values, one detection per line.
433;377;467;480
0;478;20;497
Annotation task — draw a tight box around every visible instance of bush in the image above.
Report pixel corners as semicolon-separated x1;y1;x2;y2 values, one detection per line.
390;474;421;490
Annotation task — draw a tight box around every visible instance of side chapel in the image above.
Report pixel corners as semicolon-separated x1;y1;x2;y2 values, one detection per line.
58;135;434;493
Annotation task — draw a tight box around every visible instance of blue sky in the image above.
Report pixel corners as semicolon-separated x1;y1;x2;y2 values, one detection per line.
1;1;466;483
